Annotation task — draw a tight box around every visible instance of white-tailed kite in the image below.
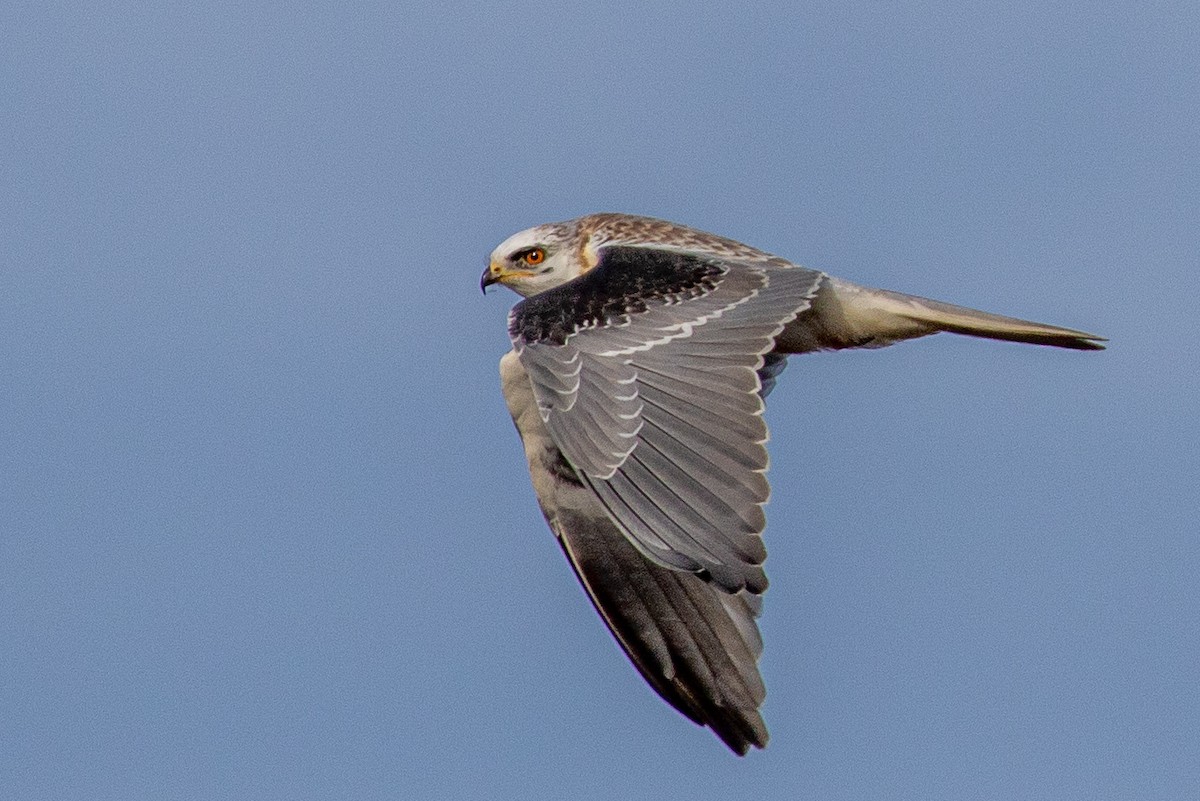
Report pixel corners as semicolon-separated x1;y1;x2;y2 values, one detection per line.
482;213;1103;754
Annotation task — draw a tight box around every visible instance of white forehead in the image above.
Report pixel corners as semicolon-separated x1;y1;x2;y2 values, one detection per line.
490;222;571;261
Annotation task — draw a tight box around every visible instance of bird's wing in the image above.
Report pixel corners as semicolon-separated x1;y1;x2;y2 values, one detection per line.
510;245;823;593
499;348;769;754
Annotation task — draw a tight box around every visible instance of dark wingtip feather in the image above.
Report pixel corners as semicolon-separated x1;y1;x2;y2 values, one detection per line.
553;508;770;755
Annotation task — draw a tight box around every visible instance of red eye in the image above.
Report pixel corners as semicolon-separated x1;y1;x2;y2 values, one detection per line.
524;248;546;266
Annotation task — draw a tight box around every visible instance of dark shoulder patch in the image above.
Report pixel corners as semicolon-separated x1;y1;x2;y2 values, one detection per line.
509;246;726;345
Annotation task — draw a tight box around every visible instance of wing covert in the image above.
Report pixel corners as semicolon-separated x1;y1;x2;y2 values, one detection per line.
511;246;822;593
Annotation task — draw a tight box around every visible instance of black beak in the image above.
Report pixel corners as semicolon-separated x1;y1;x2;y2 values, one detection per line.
480;266;498;294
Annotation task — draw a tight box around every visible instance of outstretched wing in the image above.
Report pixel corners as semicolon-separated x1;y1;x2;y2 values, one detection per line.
499;348;770;753
510;245;823;593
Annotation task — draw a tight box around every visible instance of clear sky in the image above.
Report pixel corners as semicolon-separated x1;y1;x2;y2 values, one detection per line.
2;2;1196;799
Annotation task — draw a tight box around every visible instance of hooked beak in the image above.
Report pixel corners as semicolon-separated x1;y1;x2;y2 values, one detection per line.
481;260;536;293
480;262;500;293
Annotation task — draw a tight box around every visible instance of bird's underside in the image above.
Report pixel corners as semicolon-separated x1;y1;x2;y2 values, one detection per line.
489;213;1104;754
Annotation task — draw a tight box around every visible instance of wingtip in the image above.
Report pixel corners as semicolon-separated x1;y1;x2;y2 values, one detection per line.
714;718;769;756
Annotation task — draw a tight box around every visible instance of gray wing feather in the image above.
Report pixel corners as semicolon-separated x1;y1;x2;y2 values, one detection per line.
554;505;768;754
635;411;770;501
522;343;643;477
517;258;822;593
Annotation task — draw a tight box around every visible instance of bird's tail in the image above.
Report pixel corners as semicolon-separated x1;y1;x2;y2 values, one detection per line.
778;277;1107;353
863;285;1107;350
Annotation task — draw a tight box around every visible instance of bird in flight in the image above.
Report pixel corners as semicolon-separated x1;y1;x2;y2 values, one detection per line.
481;213;1104;755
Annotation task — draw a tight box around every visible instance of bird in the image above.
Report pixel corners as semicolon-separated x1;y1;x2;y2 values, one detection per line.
481;212;1104;755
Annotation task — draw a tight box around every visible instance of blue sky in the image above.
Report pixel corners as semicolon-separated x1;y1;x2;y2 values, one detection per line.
2;2;1196;799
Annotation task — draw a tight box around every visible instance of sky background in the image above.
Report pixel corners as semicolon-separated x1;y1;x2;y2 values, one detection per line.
2;2;1197;799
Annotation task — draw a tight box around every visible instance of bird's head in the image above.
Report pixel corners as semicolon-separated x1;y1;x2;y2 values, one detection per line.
481;220;594;297
482;214;783;299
